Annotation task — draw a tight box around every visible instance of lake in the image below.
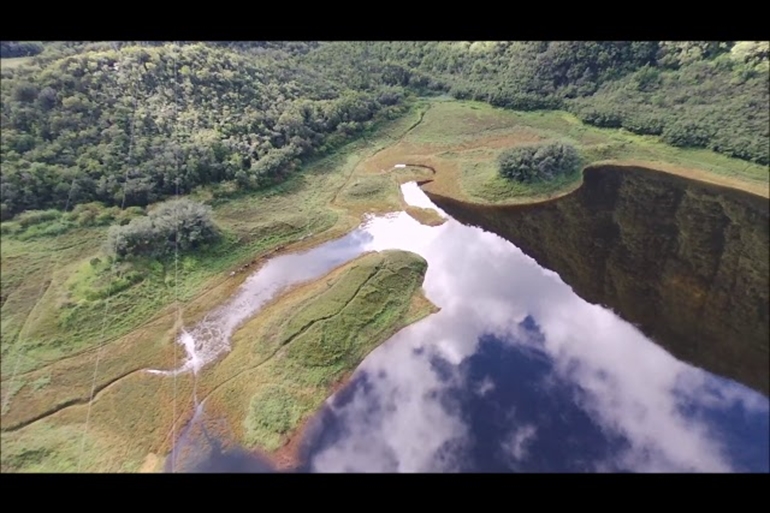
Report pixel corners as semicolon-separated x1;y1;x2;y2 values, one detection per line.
168;175;769;473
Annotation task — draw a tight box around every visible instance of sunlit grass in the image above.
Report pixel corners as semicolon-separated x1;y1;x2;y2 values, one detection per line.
0;370;197;472
0;57;34;70
407;100;768;204
0;102;431;471
200;250;434;453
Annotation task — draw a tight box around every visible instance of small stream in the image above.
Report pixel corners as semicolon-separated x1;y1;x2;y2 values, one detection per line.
164;181;769;473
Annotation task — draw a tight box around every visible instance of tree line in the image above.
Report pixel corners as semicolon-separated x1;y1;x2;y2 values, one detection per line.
357;41;768;165
1;41;767;222
1;41;44;58
0;43;410;219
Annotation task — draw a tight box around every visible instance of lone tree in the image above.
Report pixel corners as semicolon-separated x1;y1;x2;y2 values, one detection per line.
106;198;220;259
498;141;581;183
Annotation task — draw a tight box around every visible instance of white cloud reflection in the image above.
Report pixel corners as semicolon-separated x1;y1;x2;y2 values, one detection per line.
503;423;538;463
303;183;769;473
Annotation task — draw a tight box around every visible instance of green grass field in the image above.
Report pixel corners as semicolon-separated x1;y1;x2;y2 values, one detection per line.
198;250;433;459
1;96;765;472
383;99;768;204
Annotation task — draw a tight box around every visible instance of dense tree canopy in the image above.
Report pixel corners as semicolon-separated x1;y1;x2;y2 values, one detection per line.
360;41;768;164
1;41;767;220
0;43;409;219
498;142;581;183
569;49;769;163
106;198;218;259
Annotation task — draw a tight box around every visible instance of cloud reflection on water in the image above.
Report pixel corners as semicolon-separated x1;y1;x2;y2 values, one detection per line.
175;183;768;473
302;183;769;473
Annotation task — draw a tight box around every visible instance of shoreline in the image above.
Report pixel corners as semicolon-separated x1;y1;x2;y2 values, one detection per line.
5;93;768;472
168;248;436;472
242;161;769;471
167;161;769;471
420;159;769;211
254;370;354;472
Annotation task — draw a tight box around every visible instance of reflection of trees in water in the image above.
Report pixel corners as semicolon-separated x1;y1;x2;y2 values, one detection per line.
428;165;769;396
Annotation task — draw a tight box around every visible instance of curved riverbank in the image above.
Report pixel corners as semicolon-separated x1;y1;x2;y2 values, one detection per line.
424;164;769;396
163;247;435;468
419;160;768;210
169;179;768;473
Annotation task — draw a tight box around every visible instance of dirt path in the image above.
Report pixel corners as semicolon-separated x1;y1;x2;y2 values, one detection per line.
331;104;432;207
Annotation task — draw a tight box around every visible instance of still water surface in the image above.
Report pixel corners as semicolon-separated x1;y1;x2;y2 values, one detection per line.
172;182;769;473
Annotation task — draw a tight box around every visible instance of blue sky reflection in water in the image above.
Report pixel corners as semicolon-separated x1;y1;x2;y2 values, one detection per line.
299;183;768;473
181;182;769;473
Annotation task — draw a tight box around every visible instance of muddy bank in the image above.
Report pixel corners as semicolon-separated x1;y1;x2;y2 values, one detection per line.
426;164;769;396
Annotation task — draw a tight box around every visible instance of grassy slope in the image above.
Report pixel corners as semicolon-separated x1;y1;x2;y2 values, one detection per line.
381;99;768;204
0;104;432;472
2;97;765;472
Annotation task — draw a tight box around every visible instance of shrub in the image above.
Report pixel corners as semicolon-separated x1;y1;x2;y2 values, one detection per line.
621;112;666;136
575;106;623;128
16;209;62;229
106;198;219;260
498;141;582;183
114;206;145;226
15;220;74;240
0;222;20;235
68;202;113;227
661;119;713;148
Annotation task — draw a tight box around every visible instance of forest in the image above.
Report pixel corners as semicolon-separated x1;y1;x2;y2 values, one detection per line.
1;41;768;220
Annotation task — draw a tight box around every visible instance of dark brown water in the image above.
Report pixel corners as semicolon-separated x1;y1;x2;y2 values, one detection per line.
427;165;770;396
